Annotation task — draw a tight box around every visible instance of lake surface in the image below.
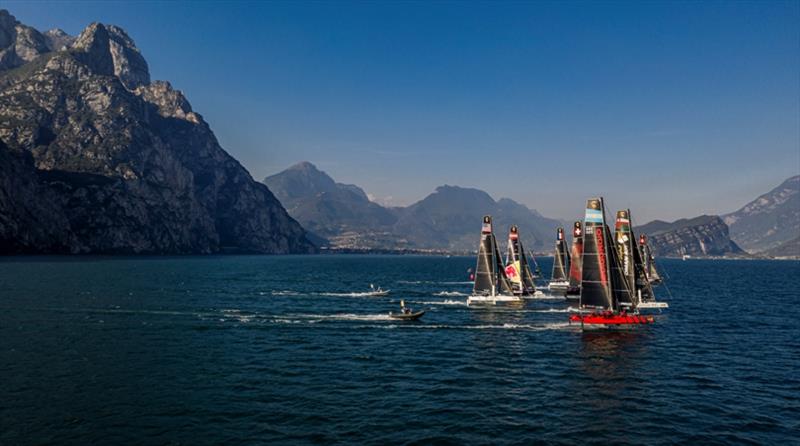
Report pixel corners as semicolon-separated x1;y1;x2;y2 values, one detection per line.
1;255;797;445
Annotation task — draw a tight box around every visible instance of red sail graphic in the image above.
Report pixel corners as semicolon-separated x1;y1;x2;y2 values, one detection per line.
595;227;607;286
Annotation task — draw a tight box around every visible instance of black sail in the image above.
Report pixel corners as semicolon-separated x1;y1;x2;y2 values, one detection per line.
568;221;583;291
580;199;615;310
495;237;514;295
551;227;570;281
612;210;637;308
520;245;537;294
473;216;513;296
473;216;496;295
639;234;662;284
633;235;656;302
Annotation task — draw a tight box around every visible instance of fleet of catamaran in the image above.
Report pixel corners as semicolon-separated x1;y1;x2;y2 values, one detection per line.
468;197;669;328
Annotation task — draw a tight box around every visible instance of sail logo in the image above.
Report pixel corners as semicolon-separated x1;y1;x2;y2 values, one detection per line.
505;264;519;279
585;208;603;223
573;222;582;237
596;227;608;286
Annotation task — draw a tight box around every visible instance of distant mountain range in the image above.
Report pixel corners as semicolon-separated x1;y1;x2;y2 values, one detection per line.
0;10;313;254
723;175;799;254
266;163;799;258
265;162;565;252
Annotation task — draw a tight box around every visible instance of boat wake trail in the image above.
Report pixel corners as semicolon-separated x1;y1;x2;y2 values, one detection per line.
290;313;393;321
398;280;472;285
415;299;467;306
365;322;574;331
269;290;301;296
434;291;468;297
524;294;567;301
319;292;386;298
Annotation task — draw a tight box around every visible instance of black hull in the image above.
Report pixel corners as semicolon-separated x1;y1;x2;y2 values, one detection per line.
389;311;425;320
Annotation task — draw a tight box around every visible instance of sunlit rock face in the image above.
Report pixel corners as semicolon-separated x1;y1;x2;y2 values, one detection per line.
0;9;314;254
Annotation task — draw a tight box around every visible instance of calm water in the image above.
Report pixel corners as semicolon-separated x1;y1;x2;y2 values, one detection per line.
1;255;798;445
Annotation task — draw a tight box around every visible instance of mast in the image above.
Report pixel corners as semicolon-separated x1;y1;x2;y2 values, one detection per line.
505;226;524;295
638;234;662;284
507;225;536;295
632;233;656;302
606;222;633;310
473;215;497;296
579;198;615;310
614;210;639;309
519;239;537;294
568;221;583;291
493;227;514;295
551;227;570;282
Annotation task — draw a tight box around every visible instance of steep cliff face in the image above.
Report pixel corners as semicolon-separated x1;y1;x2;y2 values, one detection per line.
0;10;314;254
723;176;800;253
638;215;744;257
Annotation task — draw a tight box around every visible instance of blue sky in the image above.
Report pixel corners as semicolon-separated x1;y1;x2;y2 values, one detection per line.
8;1;799;222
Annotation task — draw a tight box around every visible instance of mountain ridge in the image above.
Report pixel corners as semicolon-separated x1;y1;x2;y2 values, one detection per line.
723;175;799;253
0;10;314;254
265;162;567;252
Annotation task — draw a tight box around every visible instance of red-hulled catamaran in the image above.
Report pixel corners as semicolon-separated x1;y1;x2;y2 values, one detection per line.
569;198;655;326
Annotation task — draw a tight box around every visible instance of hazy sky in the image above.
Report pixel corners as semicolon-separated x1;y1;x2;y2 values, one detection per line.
8;1;799;222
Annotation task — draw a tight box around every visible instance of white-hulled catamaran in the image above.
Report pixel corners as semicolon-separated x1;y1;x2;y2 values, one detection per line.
547;227;570;294
569;198;660;327
468;216;521;305
505;225;540;297
638;234;663;286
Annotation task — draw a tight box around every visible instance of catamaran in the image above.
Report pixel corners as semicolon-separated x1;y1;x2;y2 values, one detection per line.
468;216;521;305
615;212;668;310
547;227;570;294
505;225;538;296
569;198;655;327
566;221;583;300
638;234;663;286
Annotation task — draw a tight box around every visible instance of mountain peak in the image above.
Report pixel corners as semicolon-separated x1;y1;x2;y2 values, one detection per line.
0;9;50;69
44;28;74;51
72;21;150;90
288;161;321;173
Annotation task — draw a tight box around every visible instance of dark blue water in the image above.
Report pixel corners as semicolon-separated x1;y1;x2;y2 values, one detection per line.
1;255;798;445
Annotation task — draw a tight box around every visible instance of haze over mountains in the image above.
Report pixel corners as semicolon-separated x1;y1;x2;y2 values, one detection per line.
267;161;798;258
265;162;565;252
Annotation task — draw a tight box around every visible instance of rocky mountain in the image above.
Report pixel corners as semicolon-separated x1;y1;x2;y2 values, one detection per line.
760;236;799;259
263;162;398;245
394;185;563;251
723;176;800;253
0;10;314;254
265;163;564;252
637;215;744;257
